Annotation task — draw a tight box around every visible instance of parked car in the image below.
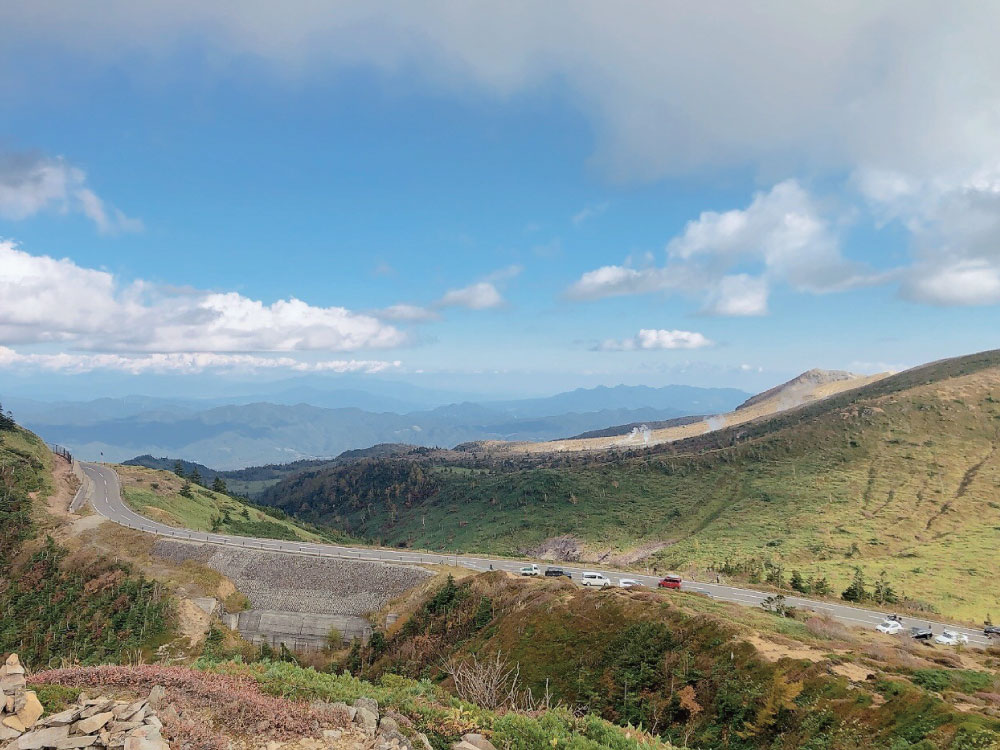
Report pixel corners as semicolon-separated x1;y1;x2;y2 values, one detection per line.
544;567;571;578
658;575;682;590
520;564;540;577
934;630;969;646
910;626;934;641
580;572;611;587
618;578;640;588
876;619;904;635
985;625;1000;638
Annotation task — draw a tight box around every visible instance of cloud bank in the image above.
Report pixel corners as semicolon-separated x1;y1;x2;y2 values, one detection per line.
0;241;407;373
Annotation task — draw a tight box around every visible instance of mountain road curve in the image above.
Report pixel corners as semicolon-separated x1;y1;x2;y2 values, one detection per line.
79;462;994;647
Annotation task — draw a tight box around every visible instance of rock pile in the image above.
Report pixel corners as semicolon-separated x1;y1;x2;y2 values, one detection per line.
295;698;437;750
1;655;170;750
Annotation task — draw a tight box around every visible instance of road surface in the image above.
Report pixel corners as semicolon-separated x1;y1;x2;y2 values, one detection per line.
79;462;993;647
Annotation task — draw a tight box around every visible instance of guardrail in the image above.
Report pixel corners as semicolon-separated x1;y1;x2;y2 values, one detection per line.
99;512;464;568
76;463;472;569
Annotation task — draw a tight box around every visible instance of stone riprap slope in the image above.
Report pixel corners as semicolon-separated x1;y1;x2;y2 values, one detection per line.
153;540;430;616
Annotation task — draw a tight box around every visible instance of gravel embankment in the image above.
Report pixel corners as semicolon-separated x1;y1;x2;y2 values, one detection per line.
153;540;431;615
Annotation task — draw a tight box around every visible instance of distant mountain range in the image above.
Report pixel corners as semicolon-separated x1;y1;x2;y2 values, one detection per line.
10;383;749;469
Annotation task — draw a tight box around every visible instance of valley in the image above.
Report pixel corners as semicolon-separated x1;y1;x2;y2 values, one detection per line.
258;350;1000;623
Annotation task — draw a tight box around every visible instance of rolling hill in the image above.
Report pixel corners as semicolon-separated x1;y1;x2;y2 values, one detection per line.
260;349;1000;621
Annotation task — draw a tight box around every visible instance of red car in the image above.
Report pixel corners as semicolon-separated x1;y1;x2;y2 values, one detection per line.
658;575;682;590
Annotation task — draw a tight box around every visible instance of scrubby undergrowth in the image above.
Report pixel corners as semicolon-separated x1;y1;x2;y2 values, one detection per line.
351;573;1000;750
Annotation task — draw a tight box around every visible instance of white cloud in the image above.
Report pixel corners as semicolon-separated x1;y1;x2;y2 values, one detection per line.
6;4;1000;185
857;167;1000;305
568;180;872;314
566;265;674;301
374;303;440;322
572;202;609;225
436;281;504;310
597;328;713;352
0;346;401;374
904;260;1000;306
702;275;769;316
434;267;520;310
8;6;1000;308
0;240;405;352
0;152;142;234
483;264;523;283
667;180;867;293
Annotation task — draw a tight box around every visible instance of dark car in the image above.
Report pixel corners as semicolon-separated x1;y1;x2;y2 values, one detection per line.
910;626;933;641
985;625;1000;638
545;567;571;578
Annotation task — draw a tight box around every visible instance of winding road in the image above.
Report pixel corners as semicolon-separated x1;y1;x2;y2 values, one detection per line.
78;461;993;647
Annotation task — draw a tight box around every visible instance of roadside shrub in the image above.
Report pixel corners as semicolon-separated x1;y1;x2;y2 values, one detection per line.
910;669;995;695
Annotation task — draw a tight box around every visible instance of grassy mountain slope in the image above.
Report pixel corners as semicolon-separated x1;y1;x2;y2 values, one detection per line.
124;443;415;497
0;423;169;668
117;464;349;543
263;349;1000;621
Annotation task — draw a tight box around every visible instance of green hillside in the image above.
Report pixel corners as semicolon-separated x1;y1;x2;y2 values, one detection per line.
116;463;351;543
263;349;1000;621
0;422;169;668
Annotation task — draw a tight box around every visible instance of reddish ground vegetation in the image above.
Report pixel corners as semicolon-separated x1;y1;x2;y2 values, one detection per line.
32;664;349;749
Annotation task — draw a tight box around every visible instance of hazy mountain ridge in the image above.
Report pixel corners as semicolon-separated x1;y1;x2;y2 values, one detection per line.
15;383;748;469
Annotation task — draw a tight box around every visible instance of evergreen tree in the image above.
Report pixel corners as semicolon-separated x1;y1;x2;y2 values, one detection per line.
810;576;832;596
212;476;228;494
790;570;809;593
765;562;785;589
180;480;193;498
873;570;898;604
841;567;868;602
173;460;185;477
190;467;203;486
0;402;15;430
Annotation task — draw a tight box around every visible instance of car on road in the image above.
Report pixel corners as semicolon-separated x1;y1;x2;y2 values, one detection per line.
910;626;934;641
934;630;969;646
618;578;640;588
580;572;611;587
520;564;540;577
544;567;571;578
658;575;682;590
876;619;904;635
985;625;1000;638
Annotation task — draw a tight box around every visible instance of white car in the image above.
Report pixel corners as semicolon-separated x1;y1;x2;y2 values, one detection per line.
876;620;904;635
580;572;611;587
618;578;640;588
519;564;540;577
934;630;970;646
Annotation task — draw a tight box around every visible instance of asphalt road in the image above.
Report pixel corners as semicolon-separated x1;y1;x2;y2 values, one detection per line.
79;461;994;647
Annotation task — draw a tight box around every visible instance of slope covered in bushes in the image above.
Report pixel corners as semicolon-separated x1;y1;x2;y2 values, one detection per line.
350;573;1000;750
0;422;170;667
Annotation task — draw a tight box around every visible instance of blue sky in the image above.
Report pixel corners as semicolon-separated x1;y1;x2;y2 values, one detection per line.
2;3;999;399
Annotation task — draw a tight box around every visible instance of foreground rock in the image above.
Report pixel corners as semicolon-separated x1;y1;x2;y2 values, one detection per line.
1;655;170;750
